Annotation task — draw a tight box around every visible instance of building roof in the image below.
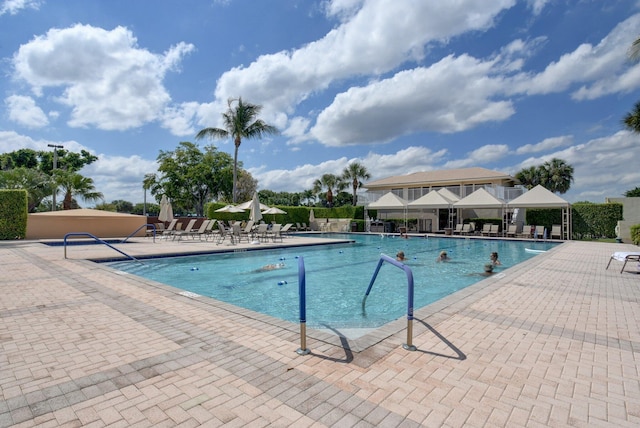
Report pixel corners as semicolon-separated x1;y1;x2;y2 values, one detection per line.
408;190;453;209
364;167;516;189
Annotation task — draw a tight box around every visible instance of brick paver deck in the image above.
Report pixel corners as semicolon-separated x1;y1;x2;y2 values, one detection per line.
1;235;639;427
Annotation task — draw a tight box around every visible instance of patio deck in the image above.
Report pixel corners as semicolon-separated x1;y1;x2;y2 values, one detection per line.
1;235;639;427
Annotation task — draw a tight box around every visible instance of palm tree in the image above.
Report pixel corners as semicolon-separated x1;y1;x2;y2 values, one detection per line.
342;162;371;206
313;173;345;208
515;166;541;190
623;101;640;133
541;158;574;194
195;97;278;203
301;189;316;207
54;170;104;209
629;36;640;62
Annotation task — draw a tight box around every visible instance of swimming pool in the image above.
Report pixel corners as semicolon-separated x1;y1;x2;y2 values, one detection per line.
108;234;558;329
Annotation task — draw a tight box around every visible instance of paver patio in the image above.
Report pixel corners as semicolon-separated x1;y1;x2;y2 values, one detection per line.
1;235;639;427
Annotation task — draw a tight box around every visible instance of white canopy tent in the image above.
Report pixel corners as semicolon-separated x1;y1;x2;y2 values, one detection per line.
368;192;408;230
454;188;506;233
408;190;454;231
508;185;571;239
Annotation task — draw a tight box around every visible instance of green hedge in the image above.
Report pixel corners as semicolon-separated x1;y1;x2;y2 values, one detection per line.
631;224;640;245
205;203;365;226
526;202;623;240
0;190;28;240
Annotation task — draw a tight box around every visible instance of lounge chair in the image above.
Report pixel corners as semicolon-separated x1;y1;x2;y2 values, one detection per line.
452;224;464;235
489;224;500;237
550;225;562;239
606;252;640;274
517;225;534;239
480;224;492;236
268;224;283;242
160;219;178;240
216;221;234;245
188;219;210;240
254;223;269;242
281;223;293;237
461;223;472;235
505;224;517;238
238;220;255;243
172;219;197;241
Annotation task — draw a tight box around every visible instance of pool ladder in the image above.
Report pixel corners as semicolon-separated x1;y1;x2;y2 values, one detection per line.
63;231;146;263
296;253;417;355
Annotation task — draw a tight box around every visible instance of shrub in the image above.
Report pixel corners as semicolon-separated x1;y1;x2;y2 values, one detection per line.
0;190;28;240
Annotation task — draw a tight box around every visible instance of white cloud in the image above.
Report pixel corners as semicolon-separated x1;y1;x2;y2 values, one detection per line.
0;130;84;153
526;0;550;15
5;95;49;128
208;0;516;125
251;146;447;192
12;24;194;130
311;55;515;146
444;144;510;169
515;135;573;154
0;0;41;16
512;14;640;98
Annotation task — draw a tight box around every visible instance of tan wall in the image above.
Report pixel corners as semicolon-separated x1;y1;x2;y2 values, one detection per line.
27;214;148;239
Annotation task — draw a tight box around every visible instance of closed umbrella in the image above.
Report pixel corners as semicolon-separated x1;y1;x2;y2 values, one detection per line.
309;209;315;231
158;195;174;223
249;192;263;223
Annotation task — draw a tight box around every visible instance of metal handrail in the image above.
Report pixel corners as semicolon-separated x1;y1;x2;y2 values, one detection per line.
122;223;156;243
296;256;310;355
63;232;142;263
363;253;416;351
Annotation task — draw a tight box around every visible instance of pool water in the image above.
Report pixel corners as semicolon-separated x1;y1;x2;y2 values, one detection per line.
108;234;558;329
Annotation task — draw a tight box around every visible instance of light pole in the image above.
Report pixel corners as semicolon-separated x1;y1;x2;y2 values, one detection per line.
47;144;64;211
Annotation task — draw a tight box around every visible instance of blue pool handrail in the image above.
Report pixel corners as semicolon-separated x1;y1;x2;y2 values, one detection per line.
63;232;141;263
296;255;310;355
122;223;156;243
363;253;417;351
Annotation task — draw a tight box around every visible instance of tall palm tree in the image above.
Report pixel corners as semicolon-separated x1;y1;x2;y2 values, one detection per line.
312;173;345;208
541;158;574;194
515;165;541;190
195;97;278;203
623;101;640;133
342;162;371;206
629;36;640;62
54;170;104;209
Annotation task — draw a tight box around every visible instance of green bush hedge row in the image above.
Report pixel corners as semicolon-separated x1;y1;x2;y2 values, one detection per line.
0;190;28;240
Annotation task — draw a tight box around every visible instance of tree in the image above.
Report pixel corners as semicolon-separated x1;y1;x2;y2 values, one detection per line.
541;158;574;194
313;173;346;208
629;36;640;62
625;186;640;197
54;170;104;210
0;167;54;212
623;101;640;133
149;142;237;216
515;165;542;190
301;189;316;207
342;162;371;206
195;97;279;203
515;158;573;194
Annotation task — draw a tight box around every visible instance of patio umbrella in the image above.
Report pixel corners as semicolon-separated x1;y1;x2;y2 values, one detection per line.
215;205;245;213
249;192;263;223
309;209;315;230
158;195;174;223
262;206;286;222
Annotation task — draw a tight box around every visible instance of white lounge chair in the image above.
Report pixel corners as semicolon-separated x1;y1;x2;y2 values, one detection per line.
606;252;640;274
550;225;562;239
172;219;197;241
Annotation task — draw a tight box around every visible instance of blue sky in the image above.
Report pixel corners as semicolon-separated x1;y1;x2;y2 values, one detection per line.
1;0;640;205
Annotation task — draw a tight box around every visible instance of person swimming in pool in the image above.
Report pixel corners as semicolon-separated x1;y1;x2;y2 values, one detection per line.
490;251;501;266
255;262;285;272
396;251;407;261
436;250;450;262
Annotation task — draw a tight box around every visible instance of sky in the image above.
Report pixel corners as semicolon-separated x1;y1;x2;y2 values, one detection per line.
1;0;640;206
